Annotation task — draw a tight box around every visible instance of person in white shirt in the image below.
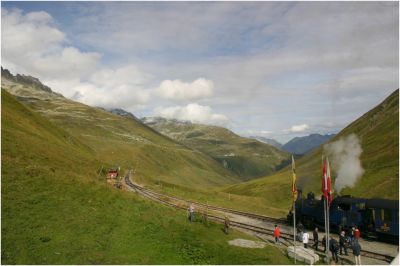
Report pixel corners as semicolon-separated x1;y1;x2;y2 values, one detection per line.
302;231;310;249
188;203;195;222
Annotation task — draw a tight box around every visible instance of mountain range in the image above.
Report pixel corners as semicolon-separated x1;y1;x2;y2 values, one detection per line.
1;68;240;190
2;67;398;217
281;133;336;155
142;117;290;180
249;136;283;149
250;134;336;155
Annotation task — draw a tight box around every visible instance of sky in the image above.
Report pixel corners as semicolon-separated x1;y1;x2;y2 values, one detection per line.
1;1;399;143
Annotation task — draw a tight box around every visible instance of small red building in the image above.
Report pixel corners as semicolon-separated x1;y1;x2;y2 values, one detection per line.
107;169;119;179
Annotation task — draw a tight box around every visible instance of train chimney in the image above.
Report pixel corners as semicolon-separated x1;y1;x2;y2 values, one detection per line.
297;189;303;200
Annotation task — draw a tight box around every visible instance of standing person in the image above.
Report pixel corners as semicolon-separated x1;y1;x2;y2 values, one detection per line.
189;203;195;223
302;231;310;249
297;223;304;242
350;226;355;244
339;230;348;255
345;227;352;245
312;227;319;251
329;236;339;264
224;216;230;234
352;239;362;265
274;225;280;244
322;235;326;252
298;222;304;234
354;226;361;242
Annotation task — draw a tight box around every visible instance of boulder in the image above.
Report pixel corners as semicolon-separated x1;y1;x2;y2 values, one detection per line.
287;246;319;265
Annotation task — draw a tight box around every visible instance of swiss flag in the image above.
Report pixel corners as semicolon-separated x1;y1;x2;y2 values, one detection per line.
322;157;333;207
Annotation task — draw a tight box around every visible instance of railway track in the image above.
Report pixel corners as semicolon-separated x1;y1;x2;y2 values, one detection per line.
124;174;395;264
125;174;286;224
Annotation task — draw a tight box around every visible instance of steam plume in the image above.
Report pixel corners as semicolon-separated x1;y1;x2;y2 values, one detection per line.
324;134;364;193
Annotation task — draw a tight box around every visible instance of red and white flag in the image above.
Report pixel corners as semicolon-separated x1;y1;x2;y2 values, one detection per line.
322;157;333;207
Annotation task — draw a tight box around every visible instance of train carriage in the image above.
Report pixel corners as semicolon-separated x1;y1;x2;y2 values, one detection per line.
365;199;399;242
289;190;399;243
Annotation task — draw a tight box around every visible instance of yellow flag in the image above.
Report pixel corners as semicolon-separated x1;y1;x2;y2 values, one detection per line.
292;155;297;201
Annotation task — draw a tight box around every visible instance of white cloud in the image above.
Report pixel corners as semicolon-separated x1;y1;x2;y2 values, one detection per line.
260;130;272;135
1;8;101;80
1;8;152;111
2;2;398;140
246;130;272;136
289;124;309;133
155;78;213;101
69;65;152;109
154;103;229;125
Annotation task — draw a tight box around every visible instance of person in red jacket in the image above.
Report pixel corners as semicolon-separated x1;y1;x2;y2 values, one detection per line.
274;225;280;244
354;226;361;241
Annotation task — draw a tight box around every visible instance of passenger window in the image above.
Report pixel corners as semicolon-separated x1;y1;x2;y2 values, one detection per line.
338;203;350;211
383;209;392;221
356;203;365;210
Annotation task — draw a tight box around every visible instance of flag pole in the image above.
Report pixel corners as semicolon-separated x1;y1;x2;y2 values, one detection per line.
326;197;331;258
326;157;331;265
292;155;297;264
323;198;326;263
293;198;297;264
325;197;329;264
322;155;329;264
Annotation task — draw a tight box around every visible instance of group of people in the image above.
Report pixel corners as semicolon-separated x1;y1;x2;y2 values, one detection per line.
299;225;362;265
190;204;363;265
187;203;231;234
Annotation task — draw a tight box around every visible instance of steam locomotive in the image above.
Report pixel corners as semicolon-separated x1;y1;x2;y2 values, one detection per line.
287;190;399;243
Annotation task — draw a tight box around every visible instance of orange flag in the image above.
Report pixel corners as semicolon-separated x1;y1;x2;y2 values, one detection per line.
291;155;297;201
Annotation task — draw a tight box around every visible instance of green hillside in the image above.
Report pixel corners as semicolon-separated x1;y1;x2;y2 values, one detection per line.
2;89;292;264
224;89;399;214
2;73;241;191
143;117;290;180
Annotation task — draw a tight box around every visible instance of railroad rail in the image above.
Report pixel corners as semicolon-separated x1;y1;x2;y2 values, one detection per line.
125;174;286;224
124;174;395;264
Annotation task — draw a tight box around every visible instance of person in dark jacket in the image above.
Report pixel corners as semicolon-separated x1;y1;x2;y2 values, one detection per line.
329;236;339;263
339;230;348;255
298;222;304;233
352;241;362;265
349;225;356;245
312;227;319;251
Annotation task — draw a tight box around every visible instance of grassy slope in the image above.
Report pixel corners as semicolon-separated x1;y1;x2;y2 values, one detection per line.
224;89;399;214
2;78;240;191
2;90;292;264
144;118;290;180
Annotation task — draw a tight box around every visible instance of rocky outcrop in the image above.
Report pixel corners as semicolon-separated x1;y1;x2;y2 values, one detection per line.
1;67;55;94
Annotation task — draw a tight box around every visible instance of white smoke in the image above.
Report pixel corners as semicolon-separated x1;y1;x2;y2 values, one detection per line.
324;133;364;193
